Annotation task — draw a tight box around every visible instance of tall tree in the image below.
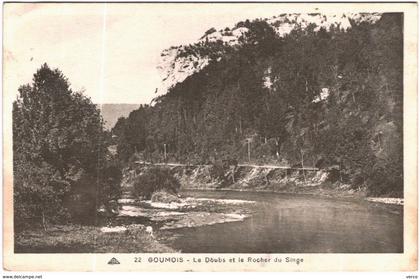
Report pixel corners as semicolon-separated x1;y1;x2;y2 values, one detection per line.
13;64;113;229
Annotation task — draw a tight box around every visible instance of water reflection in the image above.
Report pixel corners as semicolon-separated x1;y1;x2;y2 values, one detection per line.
165;190;403;253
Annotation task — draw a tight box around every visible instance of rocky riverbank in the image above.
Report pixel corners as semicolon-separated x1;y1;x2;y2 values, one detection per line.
126;163;360;196
114;183;257;231
124;163;404;204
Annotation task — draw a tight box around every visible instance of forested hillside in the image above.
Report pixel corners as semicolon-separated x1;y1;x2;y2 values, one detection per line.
113;13;403;197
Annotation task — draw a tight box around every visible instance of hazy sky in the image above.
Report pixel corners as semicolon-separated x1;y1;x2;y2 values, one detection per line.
4;3;320;104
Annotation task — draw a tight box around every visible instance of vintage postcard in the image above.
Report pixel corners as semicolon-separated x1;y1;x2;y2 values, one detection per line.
2;2;418;272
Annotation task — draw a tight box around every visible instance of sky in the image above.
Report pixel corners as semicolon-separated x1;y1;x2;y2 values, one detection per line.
4;3;342;105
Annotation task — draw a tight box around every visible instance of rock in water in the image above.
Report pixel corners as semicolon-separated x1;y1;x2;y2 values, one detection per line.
151;190;180;203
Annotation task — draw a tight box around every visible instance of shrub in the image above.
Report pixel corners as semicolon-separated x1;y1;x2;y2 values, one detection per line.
133;167;180;199
209;160;226;180
367;158;403;197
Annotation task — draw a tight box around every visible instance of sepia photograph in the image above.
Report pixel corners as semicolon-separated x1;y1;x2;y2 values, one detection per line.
2;2;417;272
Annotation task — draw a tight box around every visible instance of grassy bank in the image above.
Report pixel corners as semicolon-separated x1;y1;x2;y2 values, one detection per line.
15;224;175;253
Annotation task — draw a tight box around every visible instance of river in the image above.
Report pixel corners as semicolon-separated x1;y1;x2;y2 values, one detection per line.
158;190;403;253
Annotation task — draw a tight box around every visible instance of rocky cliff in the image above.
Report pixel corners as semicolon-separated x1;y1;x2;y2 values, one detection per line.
155;13;382;97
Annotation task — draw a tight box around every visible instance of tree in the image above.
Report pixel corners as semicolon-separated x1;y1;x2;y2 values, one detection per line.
13;64;113;229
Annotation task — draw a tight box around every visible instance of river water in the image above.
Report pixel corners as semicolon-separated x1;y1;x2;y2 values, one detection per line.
160;190;403;253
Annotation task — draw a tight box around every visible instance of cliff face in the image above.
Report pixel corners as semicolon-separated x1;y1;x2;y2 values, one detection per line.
155;13;382;97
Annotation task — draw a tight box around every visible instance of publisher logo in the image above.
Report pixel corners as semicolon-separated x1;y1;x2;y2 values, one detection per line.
108;257;120;265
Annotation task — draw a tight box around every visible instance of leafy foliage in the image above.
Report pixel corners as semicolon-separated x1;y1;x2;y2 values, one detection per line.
13;64;120;230
133;167;181;199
